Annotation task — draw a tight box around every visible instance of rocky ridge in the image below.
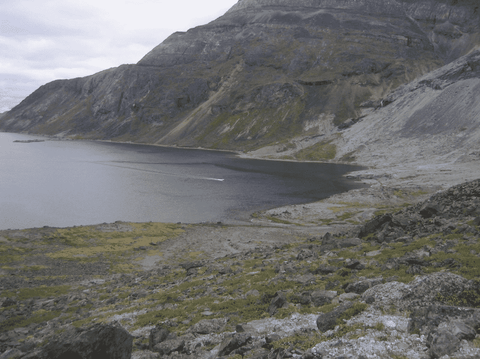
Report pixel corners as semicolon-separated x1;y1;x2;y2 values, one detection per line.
1;0;479;157
2;179;480;358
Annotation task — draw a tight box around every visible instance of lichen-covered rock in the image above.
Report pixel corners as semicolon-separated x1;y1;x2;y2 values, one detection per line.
362;281;410;306
403;272;471;306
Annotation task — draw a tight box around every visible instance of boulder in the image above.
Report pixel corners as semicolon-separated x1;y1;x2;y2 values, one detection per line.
218;333;252;356
426;328;460;358
345;278;383;294
152;338;185;356
343;259;365;270
268;292;288;315
404;272;471;305
361;281;409;306
311;264;340;275
149;326;170;350
311;290;337;307
408;305;478;335
316;302;353;332
449;320;476;341
23;323;132;359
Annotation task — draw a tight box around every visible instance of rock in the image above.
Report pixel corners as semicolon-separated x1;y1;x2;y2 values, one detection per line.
218;333;252;357
345;278;383;294
131;351;160;359
1;298;17;308
297;249;315;260
234;323;256;334
449;320;476;341
404;272;471;305
316;302;353;332
268;292;288;315
25;322;133;359
189;318;227;334
149;326;170;350
361;281;409;306
152;338;185;356
311;264;340;275
408;305;478;335
180;261;204;271
246;289;260;297
426;328;461;358
334;293;359;303
337;238;362;248
264;333;281;348
311;290;337;307
343;259;364;270
0;348;23;359
405;264;424;275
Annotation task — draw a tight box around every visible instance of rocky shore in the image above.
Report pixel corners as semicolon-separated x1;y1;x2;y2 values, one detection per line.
1;175;480;358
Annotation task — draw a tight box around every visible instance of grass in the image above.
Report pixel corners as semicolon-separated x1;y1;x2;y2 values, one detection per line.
3;285;71;300
1;310;62;333
295;140;337;161
44;222;183;273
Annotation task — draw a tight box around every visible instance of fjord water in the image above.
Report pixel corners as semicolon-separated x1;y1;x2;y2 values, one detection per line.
0;133;365;230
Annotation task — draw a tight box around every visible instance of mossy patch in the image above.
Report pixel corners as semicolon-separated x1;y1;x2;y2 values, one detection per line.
45;222;183;273
1;309;62;333
295;140;337;161
3;285;71;300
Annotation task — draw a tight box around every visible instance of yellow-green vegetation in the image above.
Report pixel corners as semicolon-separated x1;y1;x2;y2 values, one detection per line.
295;140;337;161
0;244;32;263
45;222;183;272
265;216;301;226
198;97;306;151
3;285;71;300
1;309;62;333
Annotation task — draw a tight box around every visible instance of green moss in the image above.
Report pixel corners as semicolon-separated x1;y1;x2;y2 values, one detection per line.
265;216;301;226
272;332;323;351
0;310;62;333
295;140;337;161
3;285;71;300
336;302;368;324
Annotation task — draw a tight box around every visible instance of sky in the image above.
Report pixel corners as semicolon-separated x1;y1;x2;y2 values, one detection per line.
0;0;239;113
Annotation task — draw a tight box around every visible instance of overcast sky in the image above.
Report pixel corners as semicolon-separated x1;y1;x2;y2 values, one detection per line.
0;0;238;113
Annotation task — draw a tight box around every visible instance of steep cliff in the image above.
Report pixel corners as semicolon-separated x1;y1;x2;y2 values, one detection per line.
0;0;479;152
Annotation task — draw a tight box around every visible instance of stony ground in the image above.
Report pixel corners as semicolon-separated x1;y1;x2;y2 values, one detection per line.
2;175;480;358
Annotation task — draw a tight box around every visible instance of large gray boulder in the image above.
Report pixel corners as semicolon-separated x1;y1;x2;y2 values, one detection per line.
22;323;132;359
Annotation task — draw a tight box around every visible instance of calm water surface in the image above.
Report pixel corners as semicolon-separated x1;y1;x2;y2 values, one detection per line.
0;132;366;229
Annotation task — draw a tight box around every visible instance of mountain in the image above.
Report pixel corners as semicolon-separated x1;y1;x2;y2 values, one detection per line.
0;0;479;156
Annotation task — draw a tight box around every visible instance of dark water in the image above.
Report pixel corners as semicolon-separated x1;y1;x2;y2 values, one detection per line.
0;132;366;229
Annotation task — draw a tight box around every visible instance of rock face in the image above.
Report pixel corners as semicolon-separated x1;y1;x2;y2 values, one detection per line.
1;0;479;153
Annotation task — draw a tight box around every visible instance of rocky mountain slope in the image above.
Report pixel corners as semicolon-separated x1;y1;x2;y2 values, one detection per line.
2;179;480;358
1;0;479;156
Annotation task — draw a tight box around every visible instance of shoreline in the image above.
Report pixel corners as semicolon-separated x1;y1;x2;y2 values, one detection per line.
3;131;480;230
